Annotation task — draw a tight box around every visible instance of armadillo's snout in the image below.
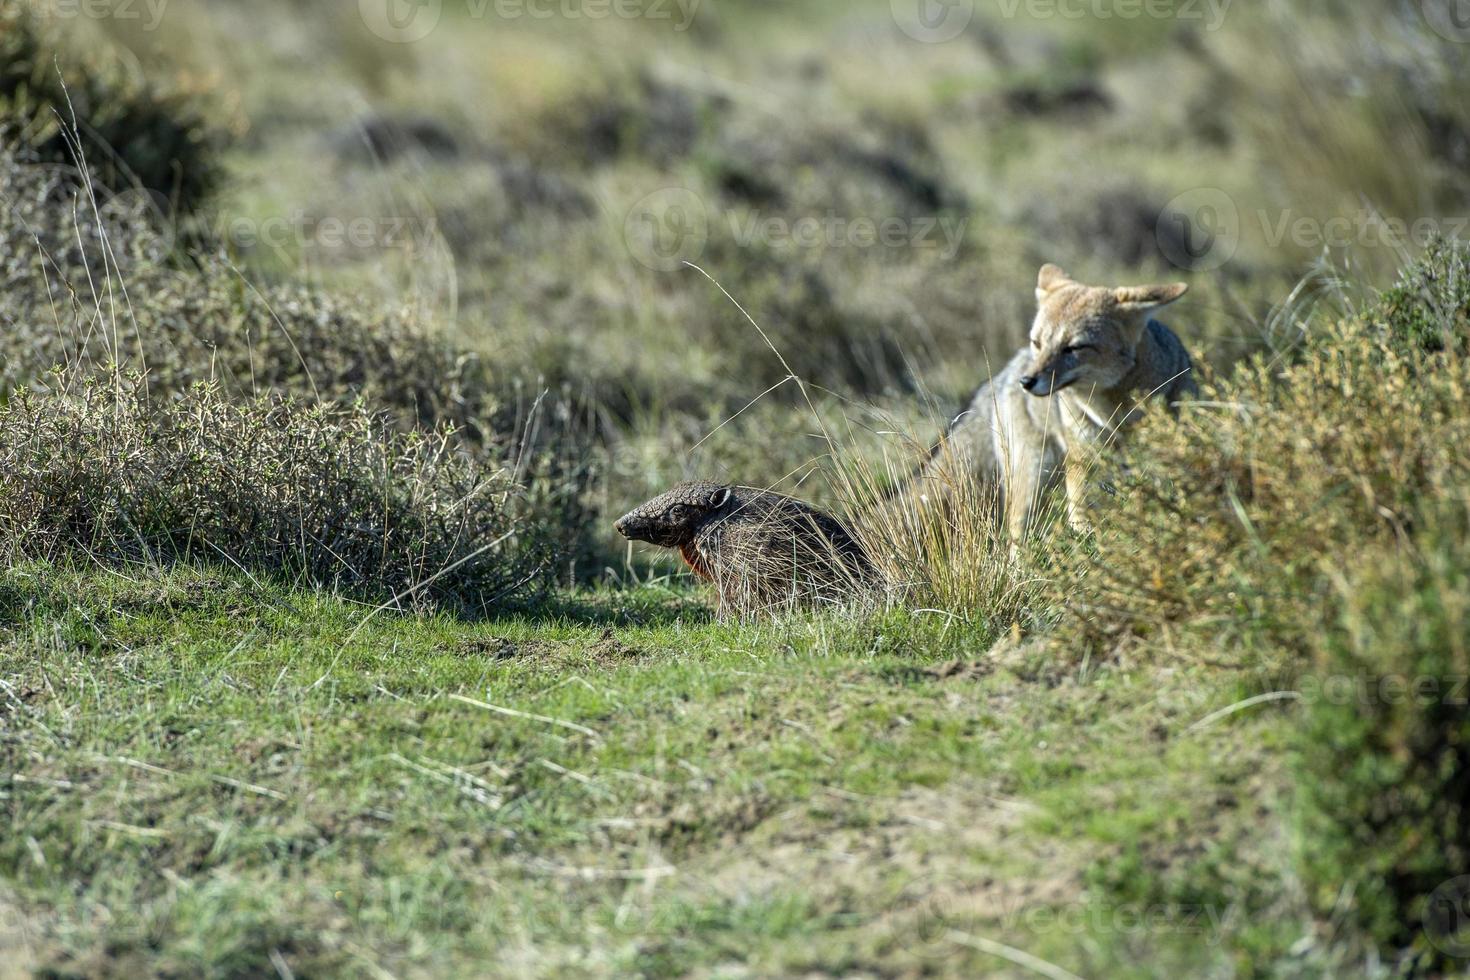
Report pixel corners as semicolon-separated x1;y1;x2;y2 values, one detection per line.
613;512;645;541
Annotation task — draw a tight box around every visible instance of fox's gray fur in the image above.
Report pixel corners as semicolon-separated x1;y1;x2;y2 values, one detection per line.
917;264;1198;540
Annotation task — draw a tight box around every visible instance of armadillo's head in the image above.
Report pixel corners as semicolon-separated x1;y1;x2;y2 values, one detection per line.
614;481;734;548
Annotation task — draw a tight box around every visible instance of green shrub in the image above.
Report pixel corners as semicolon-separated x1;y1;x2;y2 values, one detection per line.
1056;241;1470;665
1051;241;1470;965
1372;237;1470;354
0;377;550;614
1292;524;1470;968
0;11;227;214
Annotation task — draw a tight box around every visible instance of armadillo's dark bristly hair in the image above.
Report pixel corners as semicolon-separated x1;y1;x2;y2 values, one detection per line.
617;482;880;619
643;481;730;510
614;481;736;548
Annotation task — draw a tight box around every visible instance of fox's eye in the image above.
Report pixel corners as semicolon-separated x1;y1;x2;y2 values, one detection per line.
1030;338;1040;350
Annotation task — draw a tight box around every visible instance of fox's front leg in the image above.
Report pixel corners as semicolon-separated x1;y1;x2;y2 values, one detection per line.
1058;400;1110;534
1063;421;1116;534
1004;455;1041;545
1062;450;1094;534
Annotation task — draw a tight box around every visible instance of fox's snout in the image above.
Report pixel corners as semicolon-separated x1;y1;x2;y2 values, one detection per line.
1018;371;1060;397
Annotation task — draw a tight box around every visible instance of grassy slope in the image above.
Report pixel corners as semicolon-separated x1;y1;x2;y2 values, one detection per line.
1;562;1295;977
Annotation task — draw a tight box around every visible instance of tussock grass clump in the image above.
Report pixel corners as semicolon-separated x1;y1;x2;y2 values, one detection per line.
0;10;227;213
1;148;601;574
0;378;550;613
846;449;1041;629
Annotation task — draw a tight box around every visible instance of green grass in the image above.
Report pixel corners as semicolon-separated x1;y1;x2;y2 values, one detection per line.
1;562;1302;977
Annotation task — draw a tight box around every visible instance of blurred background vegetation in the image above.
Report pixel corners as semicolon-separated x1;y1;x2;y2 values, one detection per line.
8;0;1469;582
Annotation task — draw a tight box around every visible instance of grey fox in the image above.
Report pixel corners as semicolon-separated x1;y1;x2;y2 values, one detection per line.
918;264;1197;540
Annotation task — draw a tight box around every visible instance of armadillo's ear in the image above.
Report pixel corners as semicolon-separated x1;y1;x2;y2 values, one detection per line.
709;487;732;508
1036;264;1074;302
1114;282;1189;313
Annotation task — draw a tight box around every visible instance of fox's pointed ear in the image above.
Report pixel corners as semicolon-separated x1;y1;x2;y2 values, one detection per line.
1036;264;1074;302
1114;282;1189;313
